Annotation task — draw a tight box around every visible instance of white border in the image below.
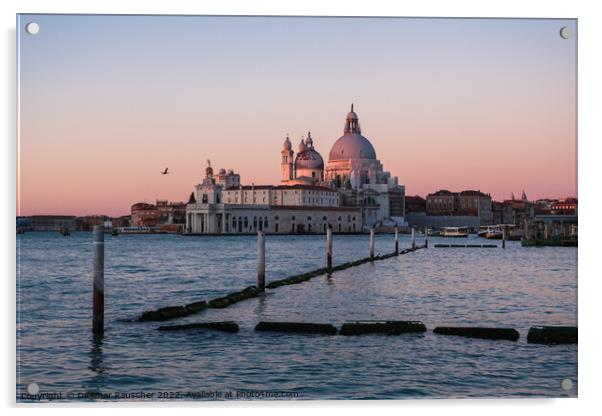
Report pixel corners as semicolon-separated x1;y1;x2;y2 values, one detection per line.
3;1;601;415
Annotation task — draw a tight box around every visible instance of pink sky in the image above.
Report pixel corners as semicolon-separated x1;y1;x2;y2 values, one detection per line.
17;15;577;217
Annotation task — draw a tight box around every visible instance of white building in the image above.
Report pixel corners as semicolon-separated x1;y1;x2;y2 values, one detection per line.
186;105;405;234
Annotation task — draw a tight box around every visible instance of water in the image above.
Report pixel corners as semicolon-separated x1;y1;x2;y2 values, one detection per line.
16;232;577;401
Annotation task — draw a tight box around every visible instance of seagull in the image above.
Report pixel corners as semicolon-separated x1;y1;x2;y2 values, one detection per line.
161;168;169;175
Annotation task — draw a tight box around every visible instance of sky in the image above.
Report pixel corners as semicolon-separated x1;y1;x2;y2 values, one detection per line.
17;15;577;217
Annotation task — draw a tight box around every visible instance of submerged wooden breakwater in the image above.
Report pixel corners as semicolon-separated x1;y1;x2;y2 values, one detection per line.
155;320;577;345
135;228;426;322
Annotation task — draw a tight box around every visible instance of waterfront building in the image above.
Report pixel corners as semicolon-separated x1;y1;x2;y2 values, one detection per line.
131;200;186;227
186;105;406;234
324;105;405;227
23;215;77;231
550;197;578;215
405;195;426;214
406;189;493;229
492;194;535;226
186;164;360;234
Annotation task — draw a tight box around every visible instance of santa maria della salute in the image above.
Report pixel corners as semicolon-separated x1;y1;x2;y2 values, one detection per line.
186;105;406;234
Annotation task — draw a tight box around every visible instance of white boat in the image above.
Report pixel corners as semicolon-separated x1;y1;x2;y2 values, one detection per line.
117;226;165;234
441;227;469;238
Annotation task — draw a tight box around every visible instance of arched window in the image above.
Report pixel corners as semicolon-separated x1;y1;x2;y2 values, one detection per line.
291;216;296;221
274;215;279;221
253;217;257;229
232;217;237;228
244;217;248;228
264;216;268;228
307;216;312;222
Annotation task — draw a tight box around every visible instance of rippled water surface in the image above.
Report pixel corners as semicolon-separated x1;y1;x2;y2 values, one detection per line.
16;232;577;401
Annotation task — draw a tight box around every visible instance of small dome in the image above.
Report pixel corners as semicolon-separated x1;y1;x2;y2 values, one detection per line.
218;168;226;175
283;136;292;150
328;133;377;161
347;111;358;120
295;148;324;170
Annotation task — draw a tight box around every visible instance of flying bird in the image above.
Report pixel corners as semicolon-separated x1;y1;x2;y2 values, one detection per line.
161;168;169;175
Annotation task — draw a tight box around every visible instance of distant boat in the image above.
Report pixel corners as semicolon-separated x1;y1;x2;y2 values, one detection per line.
59;227;70;236
478;226;493;237
485;229;503;239
441;227;469;238
117;226;166;234
111;229;119;236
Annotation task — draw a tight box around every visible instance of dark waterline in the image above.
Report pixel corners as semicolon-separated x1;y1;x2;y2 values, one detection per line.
16;232;577;401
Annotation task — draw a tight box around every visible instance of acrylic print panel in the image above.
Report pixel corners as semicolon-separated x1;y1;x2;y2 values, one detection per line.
16;14;577;402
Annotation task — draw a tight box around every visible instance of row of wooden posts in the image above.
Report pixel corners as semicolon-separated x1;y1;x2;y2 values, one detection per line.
91;225;429;335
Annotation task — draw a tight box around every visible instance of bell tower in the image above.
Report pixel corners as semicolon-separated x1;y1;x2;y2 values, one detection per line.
281;135;294;182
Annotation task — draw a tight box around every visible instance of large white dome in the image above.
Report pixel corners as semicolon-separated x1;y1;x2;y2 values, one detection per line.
328;105;377;161
328;133;377;161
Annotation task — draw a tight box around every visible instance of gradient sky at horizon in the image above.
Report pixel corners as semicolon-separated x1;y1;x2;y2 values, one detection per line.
18;15;576;217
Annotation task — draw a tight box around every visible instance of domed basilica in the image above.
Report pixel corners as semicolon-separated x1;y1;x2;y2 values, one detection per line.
186;105;406;235
281;105;406;227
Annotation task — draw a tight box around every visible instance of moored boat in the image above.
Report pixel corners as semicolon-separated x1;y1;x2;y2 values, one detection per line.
441;227;469;238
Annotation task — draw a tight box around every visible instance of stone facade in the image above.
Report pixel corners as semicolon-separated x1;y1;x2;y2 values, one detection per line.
186;105;405;233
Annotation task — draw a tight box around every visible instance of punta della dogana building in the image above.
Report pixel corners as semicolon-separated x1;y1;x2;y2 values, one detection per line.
185;105;406;234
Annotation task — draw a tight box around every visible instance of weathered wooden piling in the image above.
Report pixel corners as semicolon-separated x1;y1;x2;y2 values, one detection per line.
527;326;577;344
339;320;427;335
433;326;519;341
369;227;375;259
255;321;337;334
158;321;239;333
326;227;333;271
424;226;429;248
92;225;105;335
257;230;265;290
394;227;399;255
411;227;416;249
502;226;506;249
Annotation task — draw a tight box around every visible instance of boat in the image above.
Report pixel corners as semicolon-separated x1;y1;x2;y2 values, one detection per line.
116;226;167;234
478;226;494;237
59;227;70;236
441;227;469;238
485;228;503;239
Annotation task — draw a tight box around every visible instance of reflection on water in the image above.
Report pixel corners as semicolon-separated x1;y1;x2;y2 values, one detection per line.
16;232;577;400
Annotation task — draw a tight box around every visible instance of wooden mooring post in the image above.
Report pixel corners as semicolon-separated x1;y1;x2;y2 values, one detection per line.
424;226;429;248
257;231;265;290
502;226;506;249
369;227;375;259
394;227;399;255
326;226;333;271
411;227;416;249
92;225;105;335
